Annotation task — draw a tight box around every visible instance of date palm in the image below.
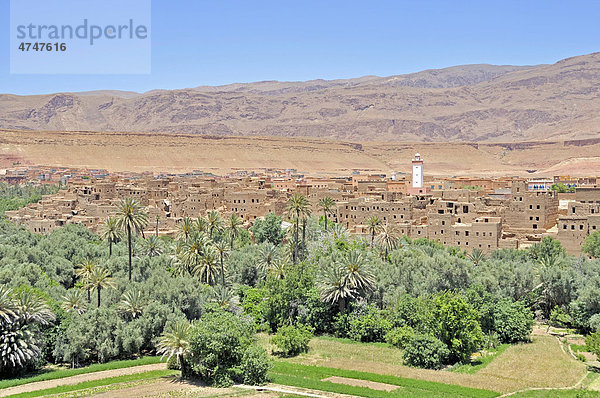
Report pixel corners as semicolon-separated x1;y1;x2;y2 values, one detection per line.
207;210;223;240
115;198;148;281
468;249;487;266
157;320;191;378
86;266;115;308
0;287;16;326
178;217;194;241
211;285;239;312
227;214;243;249
257;242;279;272
119;289;145;319
1;289;55;371
195;216;208;234
101;217;120;257
61;289;87;315
180;232;211;274
155;214;160;237
286;194;312;264
318;197;336;232
213;239;229;288
375;223;400;259
317;264;355;311
144;235;163;258
337;250;375;293
366;216;382;248
193;245;220;285
75;258;96;303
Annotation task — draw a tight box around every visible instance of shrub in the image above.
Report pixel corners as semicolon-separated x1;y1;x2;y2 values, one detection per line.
493;299;534;343
188;311;255;386
385;325;414;349
347;305;392;343
586;330;600;360
166;355;180;370
550;306;572;328
432;292;483;363
403;334;449;369
271;324;313;357
237;345;272;385
589;314;600;333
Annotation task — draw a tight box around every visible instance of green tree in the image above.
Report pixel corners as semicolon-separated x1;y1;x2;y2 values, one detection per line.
375;223;399;259
61;289;87;315
87;266;115;307
318;197;336;232
101;217;120;257
157;320;192;378
115;198;148;281
432;292;483;363
118;289;145;319
178;217;194;241
366;216;382;248
250;212;285;245
583;231;600;258
75;258;96;303
227;214;243;250
286;194;311;264
213;239;230;288
207;210;223;240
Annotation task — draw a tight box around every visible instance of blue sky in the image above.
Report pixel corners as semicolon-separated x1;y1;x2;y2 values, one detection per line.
1;0;599;95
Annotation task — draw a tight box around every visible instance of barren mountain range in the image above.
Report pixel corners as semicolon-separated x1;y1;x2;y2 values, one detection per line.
2;53;600;143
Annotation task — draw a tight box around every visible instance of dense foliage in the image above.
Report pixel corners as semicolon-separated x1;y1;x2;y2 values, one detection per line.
0;183;60;214
271;324;313;357
3;190;600;379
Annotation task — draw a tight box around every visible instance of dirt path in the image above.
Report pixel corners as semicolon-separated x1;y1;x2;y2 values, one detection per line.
0;363;167;397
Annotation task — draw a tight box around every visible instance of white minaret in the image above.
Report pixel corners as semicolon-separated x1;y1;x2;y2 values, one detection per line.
412;153;423;189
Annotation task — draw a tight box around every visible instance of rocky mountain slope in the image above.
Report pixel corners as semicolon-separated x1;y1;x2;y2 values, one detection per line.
2;53;600;142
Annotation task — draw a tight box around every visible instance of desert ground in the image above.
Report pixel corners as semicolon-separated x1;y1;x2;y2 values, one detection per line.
1;129;599;177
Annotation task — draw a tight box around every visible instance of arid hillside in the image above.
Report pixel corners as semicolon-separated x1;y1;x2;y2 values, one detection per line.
2;53;600;142
1;129;599;177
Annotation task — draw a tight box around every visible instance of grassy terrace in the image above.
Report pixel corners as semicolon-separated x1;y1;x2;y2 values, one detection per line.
258;333;587;394
3;369;177;398
0;356;161;390
270;361;498;398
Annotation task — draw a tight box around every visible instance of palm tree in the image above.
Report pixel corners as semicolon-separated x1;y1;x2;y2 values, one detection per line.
119;289;145;319
180;232;211;274
178;217;194;241
86;266;115;307
195;216;208;234
338;250;375;293
468;249;486;266
115;198;148;281
61;290;87;315
366;216;382;248
155;214;160;237
144;235;163;258
269;257;288;280
75;258;96;303
318;197;336;232
257;242;279;272
211;285;239;312
375;224;400;259
157;320;191;378
317;264;355;311
213;239;229;288
286;194;311;264
1;289;55;370
227;214;243;250
207;210;223;240
0;286;16;326
193;246;220;285
101;217;120;257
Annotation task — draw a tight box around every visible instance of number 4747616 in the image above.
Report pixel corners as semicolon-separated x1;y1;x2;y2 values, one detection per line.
18;42;66;51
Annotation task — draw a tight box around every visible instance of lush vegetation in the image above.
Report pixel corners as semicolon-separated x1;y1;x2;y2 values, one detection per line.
0;182;60;214
2;191;600;388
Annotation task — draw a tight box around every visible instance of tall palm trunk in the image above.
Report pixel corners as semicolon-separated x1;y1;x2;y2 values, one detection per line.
294;210;299;265
109;239;113;257
220;253;225;288
87;287;91;303
230;232;234;250
371;230;375;248
155;219;159;236
127;224;133;281
301;219;306;259
97;286;101;307
324;211;328;231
